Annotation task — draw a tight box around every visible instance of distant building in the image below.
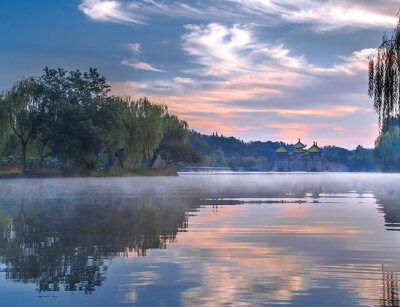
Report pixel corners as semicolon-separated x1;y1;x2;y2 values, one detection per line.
273;139;323;172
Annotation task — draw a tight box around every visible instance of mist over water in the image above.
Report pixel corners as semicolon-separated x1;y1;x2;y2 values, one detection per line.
2;172;397;197
1;173;400;306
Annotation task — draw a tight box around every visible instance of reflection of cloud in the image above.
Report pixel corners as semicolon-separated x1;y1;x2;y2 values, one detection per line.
170;195;391;305
124;291;137;304
172;200;367;305
176;206;307;305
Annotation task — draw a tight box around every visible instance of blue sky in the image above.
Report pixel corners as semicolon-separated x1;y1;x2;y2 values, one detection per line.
1;0;399;148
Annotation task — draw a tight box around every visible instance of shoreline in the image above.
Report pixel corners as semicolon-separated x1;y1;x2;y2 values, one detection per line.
0;166;178;179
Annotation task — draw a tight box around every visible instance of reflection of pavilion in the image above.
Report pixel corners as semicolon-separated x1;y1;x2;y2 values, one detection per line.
273;139;323;172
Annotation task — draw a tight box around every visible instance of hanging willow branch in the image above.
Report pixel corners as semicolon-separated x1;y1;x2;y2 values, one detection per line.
368;18;400;132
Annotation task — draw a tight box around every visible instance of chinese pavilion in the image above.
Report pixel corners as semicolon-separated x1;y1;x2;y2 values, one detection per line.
273;139;323;172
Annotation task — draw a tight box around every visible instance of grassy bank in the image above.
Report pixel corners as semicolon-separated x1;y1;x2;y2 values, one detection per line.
0;166;177;178
88;166;177;177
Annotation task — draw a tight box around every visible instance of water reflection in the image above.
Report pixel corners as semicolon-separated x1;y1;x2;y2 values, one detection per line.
0;192;200;294
376;190;400;231
0;174;400;306
381;265;400;307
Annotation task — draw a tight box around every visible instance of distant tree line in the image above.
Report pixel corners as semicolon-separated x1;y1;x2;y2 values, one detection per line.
187;131;279;171
0;68;200;175
187;129;400;172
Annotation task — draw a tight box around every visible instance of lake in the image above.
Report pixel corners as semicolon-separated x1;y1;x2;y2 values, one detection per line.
0;173;400;306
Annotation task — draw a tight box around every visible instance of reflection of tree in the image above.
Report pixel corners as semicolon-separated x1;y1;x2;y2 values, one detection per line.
380;265;400;307
0;195;199;294
375;190;400;230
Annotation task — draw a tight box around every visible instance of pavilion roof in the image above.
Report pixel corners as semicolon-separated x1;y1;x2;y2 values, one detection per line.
308;143;323;153
275;145;288;153
294;139;306;149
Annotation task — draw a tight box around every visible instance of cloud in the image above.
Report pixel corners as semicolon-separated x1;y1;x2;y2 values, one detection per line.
283;3;398;31
125;43;141;54
78;0;146;24
121;43;165;72
181;23;308;86
310;48;375;75
110;22;378;147
79;0;398;31
232;0;398;31
121;60;164;72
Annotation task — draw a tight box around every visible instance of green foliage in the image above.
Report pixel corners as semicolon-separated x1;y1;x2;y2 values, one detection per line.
0;77;42;173
373;126;400;172
119;97;167;166
186;131;277;170
159;142;201;165
323;146;352;166
350;146;375;172
36;68;117;172
157;115;201;165
49;102;104;171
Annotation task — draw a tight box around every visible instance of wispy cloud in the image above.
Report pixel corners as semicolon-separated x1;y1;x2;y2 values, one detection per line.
79;0;398;31
78;0;147;24
121;59;164;72
310;48;375;75
121;43;164;72
282;3;397;31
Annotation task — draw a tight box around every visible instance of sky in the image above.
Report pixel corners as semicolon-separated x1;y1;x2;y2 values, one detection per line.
1;0;399;148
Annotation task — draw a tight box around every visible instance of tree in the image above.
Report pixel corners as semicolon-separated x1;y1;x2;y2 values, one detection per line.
119;97;167;167
36;68;117;172
0;78;42;173
157;114;201;165
368;17;400;129
350;145;375;172
94;97;125;168
158;142;201;165
373;126;400;172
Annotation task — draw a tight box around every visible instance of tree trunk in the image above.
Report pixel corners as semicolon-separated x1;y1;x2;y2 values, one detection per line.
30;141;48;173
22;142;27;175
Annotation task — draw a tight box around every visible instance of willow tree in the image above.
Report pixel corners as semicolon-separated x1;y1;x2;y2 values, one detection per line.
0;78;42;173
121;97;168;166
368;18;400;130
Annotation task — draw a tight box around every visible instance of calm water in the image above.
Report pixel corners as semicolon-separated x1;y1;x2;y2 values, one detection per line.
0;173;400;306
